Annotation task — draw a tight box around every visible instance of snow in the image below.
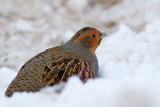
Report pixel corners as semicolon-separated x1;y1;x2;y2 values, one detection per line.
1;0;160;107
15;20;34;32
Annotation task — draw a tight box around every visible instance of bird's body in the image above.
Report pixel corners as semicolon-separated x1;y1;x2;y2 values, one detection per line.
5;27;107;97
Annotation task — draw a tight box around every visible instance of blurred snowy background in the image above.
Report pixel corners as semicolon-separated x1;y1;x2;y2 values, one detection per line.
0;0;160;107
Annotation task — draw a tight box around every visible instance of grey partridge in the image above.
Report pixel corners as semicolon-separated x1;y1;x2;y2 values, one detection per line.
5;27;107;97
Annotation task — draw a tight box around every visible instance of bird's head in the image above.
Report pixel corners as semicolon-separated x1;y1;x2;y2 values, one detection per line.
71;27;108;55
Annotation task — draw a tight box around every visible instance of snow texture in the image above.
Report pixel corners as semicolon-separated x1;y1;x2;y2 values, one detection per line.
1;0;160;107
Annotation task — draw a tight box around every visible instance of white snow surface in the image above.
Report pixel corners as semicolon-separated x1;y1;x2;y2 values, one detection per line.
1;0;160;107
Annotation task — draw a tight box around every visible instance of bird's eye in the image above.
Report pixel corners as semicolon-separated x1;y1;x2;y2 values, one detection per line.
92;34;96;38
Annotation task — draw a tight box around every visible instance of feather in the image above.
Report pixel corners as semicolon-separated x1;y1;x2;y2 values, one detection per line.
41;57;94;86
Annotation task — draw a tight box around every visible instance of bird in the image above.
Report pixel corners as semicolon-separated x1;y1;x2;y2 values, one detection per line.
5;27;107;97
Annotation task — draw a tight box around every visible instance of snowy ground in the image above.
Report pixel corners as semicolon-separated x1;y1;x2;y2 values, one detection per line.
1;0;160;107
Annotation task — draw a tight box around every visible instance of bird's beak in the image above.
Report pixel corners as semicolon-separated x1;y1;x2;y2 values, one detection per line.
100;32;108;39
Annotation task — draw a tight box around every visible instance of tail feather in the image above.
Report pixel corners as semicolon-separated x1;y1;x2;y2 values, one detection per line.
5;73;45;97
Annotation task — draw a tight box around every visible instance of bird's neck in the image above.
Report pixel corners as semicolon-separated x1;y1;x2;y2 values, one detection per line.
61;40;95;60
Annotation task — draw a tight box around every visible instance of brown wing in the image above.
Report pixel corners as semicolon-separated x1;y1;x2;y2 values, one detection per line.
41;57;95;86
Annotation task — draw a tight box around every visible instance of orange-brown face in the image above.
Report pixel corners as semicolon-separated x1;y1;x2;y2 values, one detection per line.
75;29;102;56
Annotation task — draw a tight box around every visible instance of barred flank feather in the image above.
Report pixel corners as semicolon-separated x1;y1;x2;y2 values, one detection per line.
41;58;94;86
